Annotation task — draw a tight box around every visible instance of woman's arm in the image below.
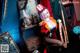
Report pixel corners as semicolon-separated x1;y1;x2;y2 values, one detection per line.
45;37;67;48
45;37;63;46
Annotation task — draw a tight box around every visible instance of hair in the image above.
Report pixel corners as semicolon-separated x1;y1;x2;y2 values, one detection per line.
18;0;27;10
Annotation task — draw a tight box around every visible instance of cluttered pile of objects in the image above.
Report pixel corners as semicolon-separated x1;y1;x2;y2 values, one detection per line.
0;0;80;53
18;0;69;53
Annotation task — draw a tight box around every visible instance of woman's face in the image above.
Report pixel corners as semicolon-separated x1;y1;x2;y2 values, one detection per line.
40;9;50;20
18;0;26;9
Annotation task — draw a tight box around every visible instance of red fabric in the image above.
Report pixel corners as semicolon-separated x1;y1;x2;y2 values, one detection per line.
41;24;57;39
40;21;49;34
41;26;49;34
73;13;80;25
40;0;53;17
44;48;47;53
52;29;57;39
40;17;57;38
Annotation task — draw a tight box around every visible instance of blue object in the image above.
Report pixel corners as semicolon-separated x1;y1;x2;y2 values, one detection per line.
0;0;2;33
1;0;21;43
73;26;80;35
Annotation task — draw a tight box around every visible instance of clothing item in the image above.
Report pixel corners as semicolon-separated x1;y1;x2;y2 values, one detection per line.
40;17;57;31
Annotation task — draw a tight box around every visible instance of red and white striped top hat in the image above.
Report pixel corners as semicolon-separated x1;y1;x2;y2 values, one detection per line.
36;4;46;14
